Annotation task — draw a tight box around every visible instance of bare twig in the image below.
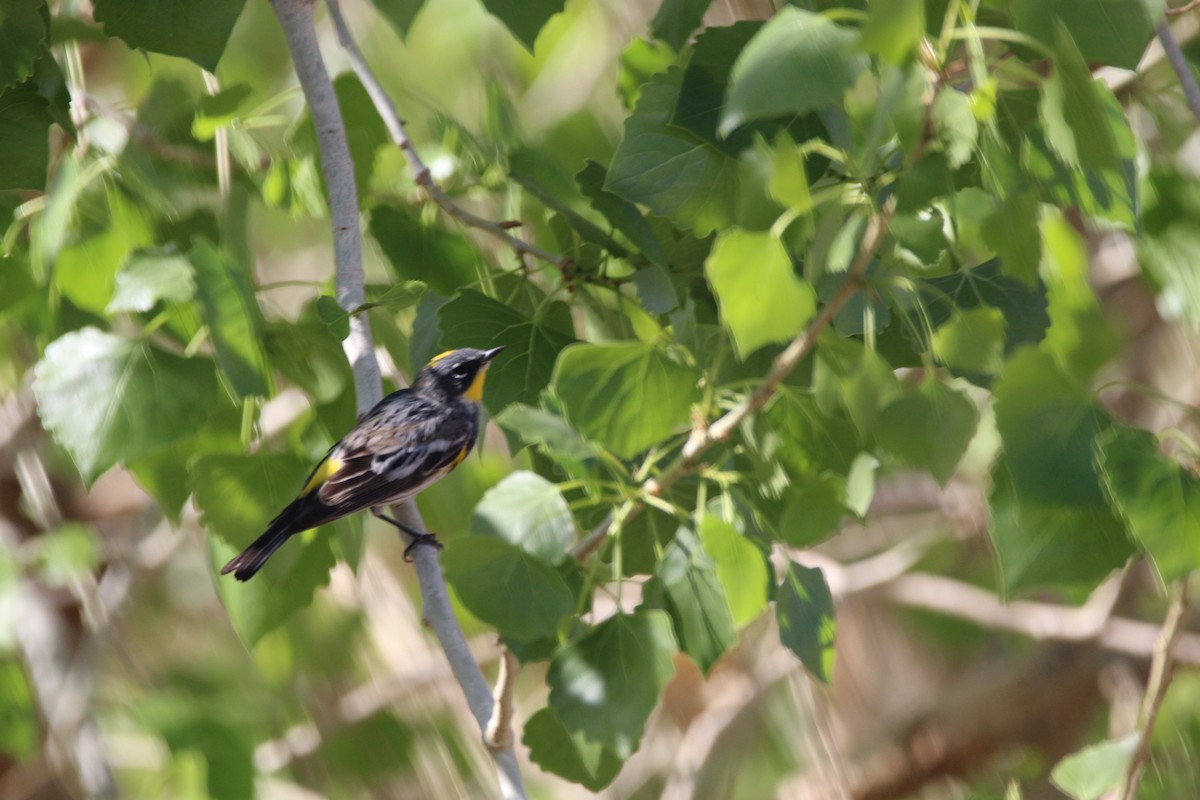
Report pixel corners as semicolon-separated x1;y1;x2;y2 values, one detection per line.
568;207;895;562
1167;0;1200;17
324;0;567;269
202;72;232;201
485;646;519;751
1118;580;1191;800
267;2;526;797
1155;19;1200;122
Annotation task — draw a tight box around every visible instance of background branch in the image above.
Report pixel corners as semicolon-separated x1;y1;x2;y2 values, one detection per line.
1156;18;1200;122
267;2;526;796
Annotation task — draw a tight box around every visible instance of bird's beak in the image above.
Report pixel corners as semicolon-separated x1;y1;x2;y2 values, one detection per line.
483;346;506;362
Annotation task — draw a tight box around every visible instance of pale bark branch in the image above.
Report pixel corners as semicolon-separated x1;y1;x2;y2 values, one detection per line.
268;2;526;796
1155;18;1200;123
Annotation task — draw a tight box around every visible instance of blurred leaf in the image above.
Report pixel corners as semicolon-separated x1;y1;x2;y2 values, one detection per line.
333;73;388;199
0;81;52;191
443;536;573;640
605;67;736;235
190;238;271;399
631;263;680;314
34;328;220;484
814;340;902;439
779;474;848;546
552;341;699;459
547;610;677;758
877;380;979;484
704;229;816;358
55;189;155;316
1050;734;1137;800
321;711;414;780
698;514;770;626
1097;427;1200;586
932;88;977;169
36;523;99;586
471;471;575;564
656;527;736;673
367;0;426;40
983;190;1041;286
0;660;36;759
369;204;478;294
1039;209;1120;380
768;133;812;212
932;306;1006;376
0;0;46;89
860;0;924;64
651;0;712;50
1136;168;1200;332
158;716;254;800
495;403;596;470
576;160;667;268
524;706;623;791
93;0;246;71
315;295;349;341
1040;22;1120;173
438;289;576;411
845;452;878;517
1014;0;1161;70
776;562;835;682
721;8;866;135
107;249;196;313
480;0;564;50
990;460;1133;596
192;452;337;645
192;83;251;142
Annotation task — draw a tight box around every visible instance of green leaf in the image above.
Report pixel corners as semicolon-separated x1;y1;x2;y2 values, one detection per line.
471;471;575;564
437;289;576;411
779;474;849;547
575;160;667;268
192;452;339;646
443;537;573;641
34;328;220;485
524;706;623;791
814;340;902;439
845;452;878;517
320;711;414;781
479;0;564;50
547;610;677;758
1138;168;1200;331
860;0;924;64
1097;427;1200;585
932;307;1006;376
366;0;426;40
721;8;867;135
993;348;1109;507
369;204;478;295
932;88;978;169
552;342;699;459
877;380;979;484
1014;0;1161;70
776;562;836;682
605;67;737;235
704;229;816;358
983;190;1042;286
55;189;155;316
0;0;46;89
768;133;812;213
698;514;770;627
0;81;54;191
0;660;36;759
1039;22;1121;173
92;0;246;71
107;249;196;313
650;0;712;50
189;238;271;399
495;403;596;468
655;527;736;673
989;460;1133;596
315;294;350;342
36;523;99;586
192;83;251;141
1050;735;1137;800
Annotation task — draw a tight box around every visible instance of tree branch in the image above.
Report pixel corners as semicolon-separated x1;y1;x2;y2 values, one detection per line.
267;2;526;796
1155;18;1200;123
1118;579;1190;800
324;0;567;269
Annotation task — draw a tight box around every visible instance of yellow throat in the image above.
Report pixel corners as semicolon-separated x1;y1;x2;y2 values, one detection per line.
465;364;489;403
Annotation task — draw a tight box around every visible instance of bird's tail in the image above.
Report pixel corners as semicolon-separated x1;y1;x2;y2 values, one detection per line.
221;497;326;581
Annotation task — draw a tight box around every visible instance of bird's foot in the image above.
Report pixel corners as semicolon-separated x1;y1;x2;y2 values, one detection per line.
372;509;443;562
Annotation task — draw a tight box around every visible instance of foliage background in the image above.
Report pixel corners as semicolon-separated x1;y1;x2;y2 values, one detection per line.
2;0;1200;798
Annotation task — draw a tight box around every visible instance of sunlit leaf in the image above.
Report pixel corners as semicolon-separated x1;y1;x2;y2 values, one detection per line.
190;238;272;399
524;706;623;791
1050;734;1137;800
471;471;576;564
655;527;736;673
776;562;835;682
698;514;771;627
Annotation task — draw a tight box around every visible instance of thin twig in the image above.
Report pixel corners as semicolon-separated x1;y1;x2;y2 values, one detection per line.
1119;580;1191;800
202;72;232;202
267;2;527;797
1167;0;1200;17
485;645;519;750
324;0;567;269
567;206;895;562
1155;19;1200;122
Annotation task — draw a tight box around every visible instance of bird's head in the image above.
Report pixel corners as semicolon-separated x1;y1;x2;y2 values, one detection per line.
418;346;505;402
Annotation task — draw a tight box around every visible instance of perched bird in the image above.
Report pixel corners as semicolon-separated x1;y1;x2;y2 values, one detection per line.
221;346;505;581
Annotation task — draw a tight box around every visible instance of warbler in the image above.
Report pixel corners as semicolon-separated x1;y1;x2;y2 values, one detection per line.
221;346;505;581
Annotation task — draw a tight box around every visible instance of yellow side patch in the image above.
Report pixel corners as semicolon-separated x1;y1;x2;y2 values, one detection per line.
300;456;342;497
451;444;470;468
464;364;490;402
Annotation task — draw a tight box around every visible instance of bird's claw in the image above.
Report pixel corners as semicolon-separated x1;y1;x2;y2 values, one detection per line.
403;532;442;562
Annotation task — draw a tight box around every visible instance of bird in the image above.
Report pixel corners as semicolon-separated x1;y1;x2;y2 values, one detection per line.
220;346;505;581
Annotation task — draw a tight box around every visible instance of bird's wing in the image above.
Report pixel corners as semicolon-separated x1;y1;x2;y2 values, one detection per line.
315;413;474;512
